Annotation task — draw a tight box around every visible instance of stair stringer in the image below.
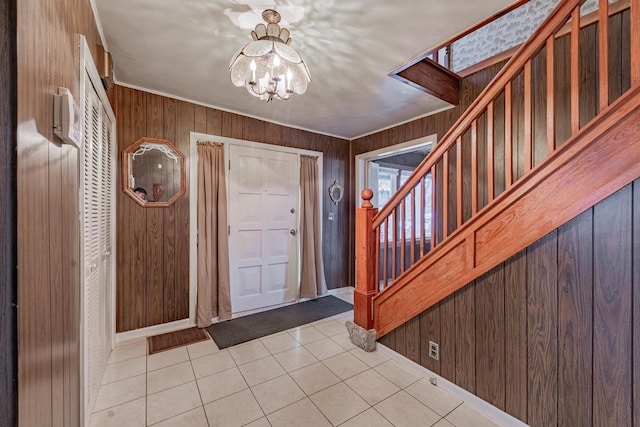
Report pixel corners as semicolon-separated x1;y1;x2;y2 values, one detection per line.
373;84;640;337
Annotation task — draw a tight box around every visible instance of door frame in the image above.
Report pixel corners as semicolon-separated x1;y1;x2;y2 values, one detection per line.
354;134;436;200
189;132;323;324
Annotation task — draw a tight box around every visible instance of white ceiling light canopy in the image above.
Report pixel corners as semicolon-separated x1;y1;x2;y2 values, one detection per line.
229;9;311;102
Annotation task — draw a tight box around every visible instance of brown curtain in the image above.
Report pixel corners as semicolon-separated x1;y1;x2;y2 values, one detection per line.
196;142;231;326
299;155;327;298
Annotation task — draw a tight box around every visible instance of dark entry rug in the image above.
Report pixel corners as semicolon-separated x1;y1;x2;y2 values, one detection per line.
206;295;353;349
148;327;210;355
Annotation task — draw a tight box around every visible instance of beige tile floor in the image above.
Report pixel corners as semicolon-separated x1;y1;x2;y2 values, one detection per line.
91;289;507;427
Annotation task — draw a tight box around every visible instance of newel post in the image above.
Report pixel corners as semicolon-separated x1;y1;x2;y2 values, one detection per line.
354;189;378;330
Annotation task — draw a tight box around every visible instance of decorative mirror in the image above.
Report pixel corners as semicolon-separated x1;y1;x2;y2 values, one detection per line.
328;180;344;205
122;137;186;207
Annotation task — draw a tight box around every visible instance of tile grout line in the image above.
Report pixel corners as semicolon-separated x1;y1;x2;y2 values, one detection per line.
229;342;269;425
187;346;210;427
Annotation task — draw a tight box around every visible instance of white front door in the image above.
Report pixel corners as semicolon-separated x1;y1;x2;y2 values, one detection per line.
228;145;299;313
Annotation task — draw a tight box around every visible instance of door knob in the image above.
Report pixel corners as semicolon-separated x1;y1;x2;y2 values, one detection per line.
290;229;297;236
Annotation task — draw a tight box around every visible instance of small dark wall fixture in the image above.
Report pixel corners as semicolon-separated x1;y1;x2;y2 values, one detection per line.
122;137;186;207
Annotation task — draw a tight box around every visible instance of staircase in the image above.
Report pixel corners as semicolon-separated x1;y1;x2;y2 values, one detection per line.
355;0;640;337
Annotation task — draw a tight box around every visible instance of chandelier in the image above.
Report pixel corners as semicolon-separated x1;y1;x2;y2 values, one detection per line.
229;9;311;102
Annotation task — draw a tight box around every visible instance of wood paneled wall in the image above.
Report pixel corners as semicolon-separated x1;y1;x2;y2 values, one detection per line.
16;0;102;425
380;178;640;426
1;0;17;424
113;85;352;332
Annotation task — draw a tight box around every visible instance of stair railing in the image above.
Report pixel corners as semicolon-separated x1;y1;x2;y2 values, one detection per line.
355;0;640;330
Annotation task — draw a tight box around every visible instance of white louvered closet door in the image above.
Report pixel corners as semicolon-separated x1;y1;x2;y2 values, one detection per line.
100;98;113;346
81;69;115;419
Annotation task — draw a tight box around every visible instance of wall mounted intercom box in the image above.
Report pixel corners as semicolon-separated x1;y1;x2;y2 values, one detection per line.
53;87;82;147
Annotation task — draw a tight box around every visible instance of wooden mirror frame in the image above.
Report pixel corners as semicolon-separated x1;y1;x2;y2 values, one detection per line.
122;137;186;207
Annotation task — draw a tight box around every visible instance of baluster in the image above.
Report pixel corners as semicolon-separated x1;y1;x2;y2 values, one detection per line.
505;82;513;188
383;217;388;289
598;0;609;111
443;151;449;239
430;165;436;250
471;123;478;215
375;226;380;291
487;102;495;202
420;176;425;257
410;187;416;266
400;199;406;274
524;60;532;172
391;208;397;280
445;45;452;70
570;6;580;134
456;137;463;228
546;36;555;153
633;0;640;83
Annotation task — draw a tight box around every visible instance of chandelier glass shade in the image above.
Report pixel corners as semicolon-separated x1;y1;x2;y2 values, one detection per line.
229;9;310;102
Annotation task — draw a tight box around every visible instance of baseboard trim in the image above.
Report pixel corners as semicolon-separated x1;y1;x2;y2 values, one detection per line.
376;343;528;427
115;319;191;346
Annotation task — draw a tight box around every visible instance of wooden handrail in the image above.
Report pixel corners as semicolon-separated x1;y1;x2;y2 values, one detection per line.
373;0;585;229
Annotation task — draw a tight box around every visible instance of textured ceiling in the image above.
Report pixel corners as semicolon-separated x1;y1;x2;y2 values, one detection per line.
93;0;516;140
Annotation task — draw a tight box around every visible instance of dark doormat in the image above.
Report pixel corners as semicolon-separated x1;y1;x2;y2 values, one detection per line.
148;327;210;355
206;295;353;349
